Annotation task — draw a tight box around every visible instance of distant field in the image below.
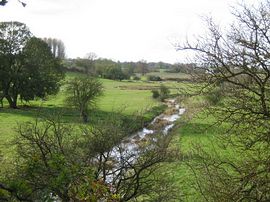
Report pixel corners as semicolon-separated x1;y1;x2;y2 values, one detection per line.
144;70;191;80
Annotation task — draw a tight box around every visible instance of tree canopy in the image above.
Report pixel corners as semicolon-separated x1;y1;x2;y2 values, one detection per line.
65;76;103;123
0;21;64;108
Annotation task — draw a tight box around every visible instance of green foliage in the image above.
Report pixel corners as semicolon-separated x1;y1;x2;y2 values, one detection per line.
7;115;96;201
132;75;141;80
151;89;160;99
147;75;162;81
103;66;128;81
205;86;223;105
0;107;175;201
0;22;64;108
94;59;129;80
159;85;170;101
151;85;170;101
20;37;64;101
65;76;103;122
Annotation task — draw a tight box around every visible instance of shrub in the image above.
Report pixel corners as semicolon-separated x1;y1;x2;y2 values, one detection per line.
133;76;141;80
151;85;170;101
151;89;160;99
159;85;170;101
147;75;162;81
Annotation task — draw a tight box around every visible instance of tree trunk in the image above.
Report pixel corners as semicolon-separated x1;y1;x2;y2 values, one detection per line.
81;111;88;123
5;95;17;109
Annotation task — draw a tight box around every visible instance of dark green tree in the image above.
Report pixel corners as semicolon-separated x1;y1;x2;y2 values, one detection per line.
0;22;64;108
20;37;64;102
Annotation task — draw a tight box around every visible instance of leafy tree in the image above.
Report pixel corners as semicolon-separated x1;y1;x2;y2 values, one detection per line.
0;22;64;108
103;66;128;81
75;52;97;76
94;59;129;80
20;37;64;102
0;21;32;108
135;60;148;75
65;77;103;123
178;0;270;201
95;58;117;77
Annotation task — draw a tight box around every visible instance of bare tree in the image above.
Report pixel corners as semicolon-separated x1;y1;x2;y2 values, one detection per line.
177;0;270;201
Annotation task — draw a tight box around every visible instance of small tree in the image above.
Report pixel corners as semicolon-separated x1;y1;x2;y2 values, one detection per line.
65;77;103;123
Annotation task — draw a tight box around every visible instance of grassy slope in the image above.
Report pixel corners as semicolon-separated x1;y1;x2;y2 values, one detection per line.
166;96;229;201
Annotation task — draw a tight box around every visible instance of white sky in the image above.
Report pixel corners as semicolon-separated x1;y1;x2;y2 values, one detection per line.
0;0;257;63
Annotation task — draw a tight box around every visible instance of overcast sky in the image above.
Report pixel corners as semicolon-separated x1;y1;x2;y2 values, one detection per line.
0;0;257;63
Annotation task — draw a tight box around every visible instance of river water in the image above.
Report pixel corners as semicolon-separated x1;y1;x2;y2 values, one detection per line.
106;99;185;182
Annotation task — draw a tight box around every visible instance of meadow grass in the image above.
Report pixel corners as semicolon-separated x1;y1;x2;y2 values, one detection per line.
0;72;184;162
164;95;232;201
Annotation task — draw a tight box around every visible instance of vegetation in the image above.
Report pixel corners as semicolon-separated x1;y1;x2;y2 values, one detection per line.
43;37;66;59
151;85;170;101
176;0;270;201
0;22;64;108
2;0;270;201
65;76;103;123
0;103;177;201
147;75;162;81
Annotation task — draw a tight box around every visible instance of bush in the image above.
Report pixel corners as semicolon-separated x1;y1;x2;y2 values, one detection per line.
133;76;141;80
151;89;160;99
151;85;170;101
147;75;162;81
159;85;170;101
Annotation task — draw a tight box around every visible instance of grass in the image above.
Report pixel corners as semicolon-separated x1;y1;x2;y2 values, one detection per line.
163;96;231;201
1;71;203;201
0;72;183;163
